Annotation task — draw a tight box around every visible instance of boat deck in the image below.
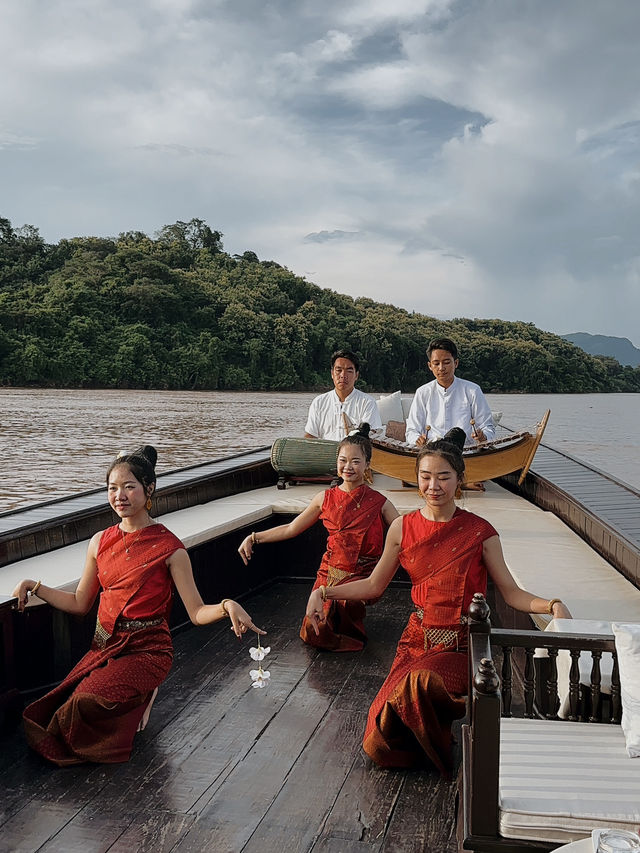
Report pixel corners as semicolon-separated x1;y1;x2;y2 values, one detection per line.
0;582;459;853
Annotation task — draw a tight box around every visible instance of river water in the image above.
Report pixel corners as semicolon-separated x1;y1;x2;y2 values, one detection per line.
0;388;638;512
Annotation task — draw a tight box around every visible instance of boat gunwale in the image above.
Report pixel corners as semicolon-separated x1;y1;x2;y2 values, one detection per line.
370;429;532;459
0;446;272;522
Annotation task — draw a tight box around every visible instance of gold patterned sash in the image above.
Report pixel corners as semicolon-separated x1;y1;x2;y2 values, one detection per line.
94;616;164;649
327;565;352;586
414;609;469;651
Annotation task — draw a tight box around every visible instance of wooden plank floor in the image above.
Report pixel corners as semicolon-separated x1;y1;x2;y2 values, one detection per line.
0;583;460;853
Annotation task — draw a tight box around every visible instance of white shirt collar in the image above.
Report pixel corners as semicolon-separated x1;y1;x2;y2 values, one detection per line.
435;377;457;396
331;388;357;406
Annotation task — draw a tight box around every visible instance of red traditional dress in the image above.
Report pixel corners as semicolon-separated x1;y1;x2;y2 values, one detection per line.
23;523;184;766
299;484;388;652
362;507;497;775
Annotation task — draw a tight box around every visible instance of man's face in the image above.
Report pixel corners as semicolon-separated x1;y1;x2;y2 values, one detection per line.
331;357;358;397
428;349;458;388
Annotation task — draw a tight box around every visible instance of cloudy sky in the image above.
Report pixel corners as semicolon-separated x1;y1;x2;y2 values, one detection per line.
2;0;639;345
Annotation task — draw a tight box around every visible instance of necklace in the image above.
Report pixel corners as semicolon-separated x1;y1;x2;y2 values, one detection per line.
342;484;364;509
120;523;153;557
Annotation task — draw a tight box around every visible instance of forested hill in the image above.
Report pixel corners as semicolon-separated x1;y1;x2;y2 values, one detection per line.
1;217;639;393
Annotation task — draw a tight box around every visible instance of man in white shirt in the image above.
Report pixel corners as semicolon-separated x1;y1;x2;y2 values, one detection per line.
305;350;382;441
405;338;495;447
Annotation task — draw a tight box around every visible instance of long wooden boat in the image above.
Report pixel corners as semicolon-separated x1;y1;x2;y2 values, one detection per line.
0;441;639;852
370;410;550;486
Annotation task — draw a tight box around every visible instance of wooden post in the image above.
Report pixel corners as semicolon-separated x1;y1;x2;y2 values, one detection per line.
467;593;501;839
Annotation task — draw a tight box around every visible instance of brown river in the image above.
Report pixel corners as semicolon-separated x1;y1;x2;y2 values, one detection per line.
1;389;638;512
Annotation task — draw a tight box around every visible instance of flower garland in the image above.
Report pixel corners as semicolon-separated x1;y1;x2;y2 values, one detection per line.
249;636;271;688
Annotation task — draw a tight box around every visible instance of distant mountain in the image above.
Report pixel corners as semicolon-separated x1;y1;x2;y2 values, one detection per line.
561;333;640;367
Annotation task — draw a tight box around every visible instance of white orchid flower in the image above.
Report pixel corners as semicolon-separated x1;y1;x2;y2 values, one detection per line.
250;668;270;688
249;645;271;661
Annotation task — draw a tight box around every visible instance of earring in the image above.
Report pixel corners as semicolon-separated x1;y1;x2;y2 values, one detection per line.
146;497;152;511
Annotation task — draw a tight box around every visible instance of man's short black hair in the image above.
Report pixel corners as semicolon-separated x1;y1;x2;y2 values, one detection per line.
331;349;360;372
427;337;458;361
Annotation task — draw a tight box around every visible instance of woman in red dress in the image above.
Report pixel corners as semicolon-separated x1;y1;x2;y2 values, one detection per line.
13;446;264;766
239;424;399;651
305;428;571;774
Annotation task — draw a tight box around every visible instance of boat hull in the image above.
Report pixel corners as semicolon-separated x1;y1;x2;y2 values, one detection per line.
370;410;550;486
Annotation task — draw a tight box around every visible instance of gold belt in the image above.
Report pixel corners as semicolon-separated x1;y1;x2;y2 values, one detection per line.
414;610;468;651
327;565;352;586
94;617;164;648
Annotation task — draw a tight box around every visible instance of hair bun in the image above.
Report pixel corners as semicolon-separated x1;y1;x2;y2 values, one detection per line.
141;445;158;467
135;445;158;468
441;427;466;453
355;422;370;438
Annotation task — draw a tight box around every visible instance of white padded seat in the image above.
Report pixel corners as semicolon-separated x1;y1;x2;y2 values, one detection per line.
499;718;640;843
469;482;640;628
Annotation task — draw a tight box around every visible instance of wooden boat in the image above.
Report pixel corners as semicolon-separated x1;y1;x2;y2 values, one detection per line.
1;439;639;852
370;410;550;486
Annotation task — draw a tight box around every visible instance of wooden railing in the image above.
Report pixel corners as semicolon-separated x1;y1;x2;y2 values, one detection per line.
460;593;620;853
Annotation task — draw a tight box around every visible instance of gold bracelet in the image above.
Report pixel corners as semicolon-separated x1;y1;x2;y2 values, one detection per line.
547;598;562;614
251;532;258;545
319;585;327;603
220;598;232;618
28;580;42;598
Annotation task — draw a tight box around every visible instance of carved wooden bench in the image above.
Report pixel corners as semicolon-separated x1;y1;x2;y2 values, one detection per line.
458;593;640;852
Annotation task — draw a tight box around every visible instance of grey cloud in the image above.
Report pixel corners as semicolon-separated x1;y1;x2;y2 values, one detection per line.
0;131;39;150
1;0;639;344
304;230;362;243
135;143;223;158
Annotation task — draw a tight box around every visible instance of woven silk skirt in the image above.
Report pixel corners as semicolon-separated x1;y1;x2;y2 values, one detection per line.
23;622;173;766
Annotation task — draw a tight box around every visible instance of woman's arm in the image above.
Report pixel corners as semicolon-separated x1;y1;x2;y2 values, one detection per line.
484;536;572;619
238;490;324;565
304;515;404;634
382;499;400;526
12;531;102;615
168;548;265;637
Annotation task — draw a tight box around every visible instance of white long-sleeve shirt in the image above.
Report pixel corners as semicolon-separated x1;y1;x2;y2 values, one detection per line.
305;388;382;441
405;377;495;445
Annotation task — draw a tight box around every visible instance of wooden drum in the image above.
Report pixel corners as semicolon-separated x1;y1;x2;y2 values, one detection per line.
270;437;339;478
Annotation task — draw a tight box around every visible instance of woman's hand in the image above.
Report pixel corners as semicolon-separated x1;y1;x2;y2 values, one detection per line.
305;588;326;636
226;600;266;639
12;579;37;612
551;600;572;619
238;536;254;566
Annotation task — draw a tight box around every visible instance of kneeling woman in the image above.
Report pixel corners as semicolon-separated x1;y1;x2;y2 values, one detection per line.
239;425;399;651
305;428;571;774
12;446;264;766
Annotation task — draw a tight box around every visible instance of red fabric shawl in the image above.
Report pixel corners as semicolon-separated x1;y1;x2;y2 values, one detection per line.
96;523;184;639
320;484;387;571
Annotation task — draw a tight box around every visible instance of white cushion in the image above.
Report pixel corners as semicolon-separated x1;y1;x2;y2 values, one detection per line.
376;391;404;425
612;622;640;757
499;718;640;843
401;396;413;420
